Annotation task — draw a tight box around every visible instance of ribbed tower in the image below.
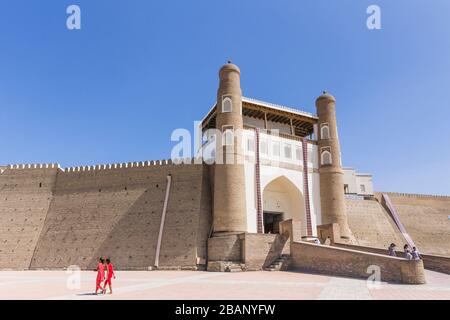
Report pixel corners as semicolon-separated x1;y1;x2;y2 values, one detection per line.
212;62;247;234
316;92;351;239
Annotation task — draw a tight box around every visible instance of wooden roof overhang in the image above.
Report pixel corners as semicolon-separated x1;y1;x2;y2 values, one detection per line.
201;99;318;138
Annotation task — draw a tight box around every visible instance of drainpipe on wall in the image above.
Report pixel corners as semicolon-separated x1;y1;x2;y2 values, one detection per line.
154;174;172;269
302;137;313;237
255;128;264;233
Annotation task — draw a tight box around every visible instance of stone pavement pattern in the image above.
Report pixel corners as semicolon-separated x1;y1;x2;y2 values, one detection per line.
0;270;449;300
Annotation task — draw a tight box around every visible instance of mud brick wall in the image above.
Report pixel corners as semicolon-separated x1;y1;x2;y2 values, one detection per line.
0;165;59;269
345;199;406;249
0;161;212;270
241;233;288;270
419;253;450;275
207;233;242;262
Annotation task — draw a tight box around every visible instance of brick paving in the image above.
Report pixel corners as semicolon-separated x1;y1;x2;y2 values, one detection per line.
0;270;449;300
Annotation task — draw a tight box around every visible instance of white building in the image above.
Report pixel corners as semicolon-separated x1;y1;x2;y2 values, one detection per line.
201;96;374;238
343;167;374;196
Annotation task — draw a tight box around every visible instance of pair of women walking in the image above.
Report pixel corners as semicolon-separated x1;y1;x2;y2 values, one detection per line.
95;257;116;294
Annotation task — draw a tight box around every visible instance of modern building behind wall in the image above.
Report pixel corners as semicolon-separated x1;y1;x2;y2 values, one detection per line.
343;168;374;197
0;63;448;284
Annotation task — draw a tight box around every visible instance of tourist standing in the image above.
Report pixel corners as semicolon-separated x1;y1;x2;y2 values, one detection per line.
404;244;412;260
388;243;397;257
411;247;421;260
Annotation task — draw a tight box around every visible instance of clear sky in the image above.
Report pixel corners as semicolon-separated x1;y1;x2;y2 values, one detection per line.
0;0;449;195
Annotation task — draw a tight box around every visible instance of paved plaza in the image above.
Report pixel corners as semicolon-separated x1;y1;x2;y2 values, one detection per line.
0;269;449;300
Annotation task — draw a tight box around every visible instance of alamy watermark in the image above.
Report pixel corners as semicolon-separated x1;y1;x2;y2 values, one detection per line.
66;5;81;30
366;264;382;289
170;122;283;166
367;5;381;30
66;265;81;290
63;6;380;31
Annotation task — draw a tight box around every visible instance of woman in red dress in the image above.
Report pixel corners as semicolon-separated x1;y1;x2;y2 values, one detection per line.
103;258;116;294
94;257;105;294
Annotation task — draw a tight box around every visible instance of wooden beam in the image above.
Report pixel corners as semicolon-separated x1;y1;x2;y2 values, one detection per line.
264;111;268;129
243;101;317;125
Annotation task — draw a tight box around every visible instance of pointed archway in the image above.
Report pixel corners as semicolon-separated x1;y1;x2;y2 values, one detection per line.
262;176;306;236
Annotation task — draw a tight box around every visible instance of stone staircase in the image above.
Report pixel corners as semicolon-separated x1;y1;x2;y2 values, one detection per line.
264;254;290;271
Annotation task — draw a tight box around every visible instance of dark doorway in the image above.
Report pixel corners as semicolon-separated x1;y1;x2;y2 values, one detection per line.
263;212;283;234
344;184;349;194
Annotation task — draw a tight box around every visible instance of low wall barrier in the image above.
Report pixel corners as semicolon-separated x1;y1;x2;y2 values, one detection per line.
334;243;450;275
290;241;426;284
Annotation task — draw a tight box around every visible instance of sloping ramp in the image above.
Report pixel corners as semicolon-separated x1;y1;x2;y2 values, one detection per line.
382;193;416;249
378;192;450;256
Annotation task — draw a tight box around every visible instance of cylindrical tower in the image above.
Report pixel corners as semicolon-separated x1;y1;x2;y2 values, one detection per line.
316;92;351;239
212;62;247;234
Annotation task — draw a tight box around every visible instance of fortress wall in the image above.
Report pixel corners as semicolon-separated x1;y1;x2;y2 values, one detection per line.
28;162;211;270
377;192;450;256
0;165;59;269
345;199;406;249
157;164;212;268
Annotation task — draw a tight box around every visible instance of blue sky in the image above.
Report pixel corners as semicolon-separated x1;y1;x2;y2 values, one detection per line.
0;0;449;195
